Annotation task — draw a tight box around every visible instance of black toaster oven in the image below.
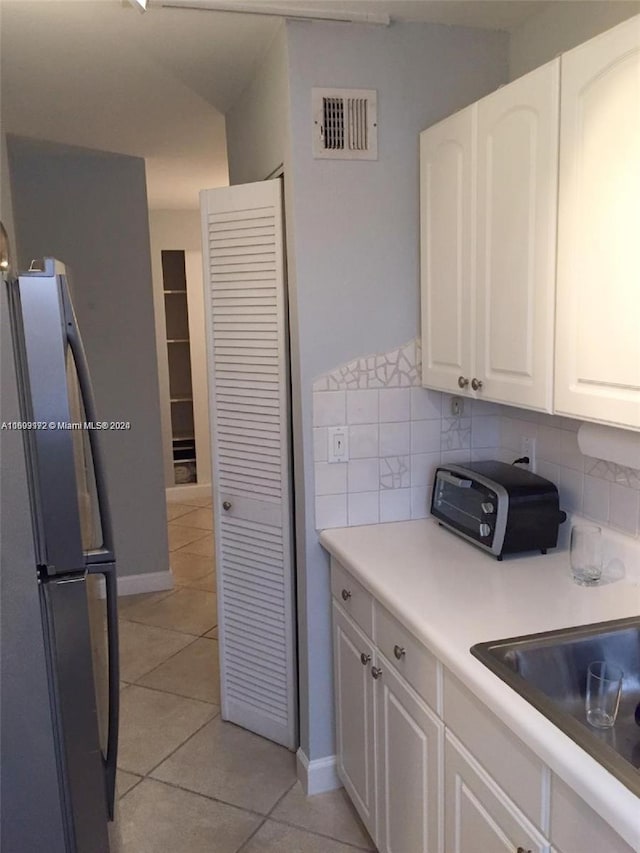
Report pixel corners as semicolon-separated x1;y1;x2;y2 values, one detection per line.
430;461;566;559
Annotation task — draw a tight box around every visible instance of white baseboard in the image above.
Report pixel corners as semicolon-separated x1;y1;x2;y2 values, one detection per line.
166;483;212;503
116;569;174;597
296;749;341;796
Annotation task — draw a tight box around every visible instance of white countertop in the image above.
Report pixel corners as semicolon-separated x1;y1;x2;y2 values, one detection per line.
319;518;640;851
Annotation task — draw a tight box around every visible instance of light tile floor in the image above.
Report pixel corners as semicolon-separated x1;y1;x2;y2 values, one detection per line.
115;495;374;852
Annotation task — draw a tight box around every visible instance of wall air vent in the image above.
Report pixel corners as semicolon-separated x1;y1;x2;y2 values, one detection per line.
312;88;378;160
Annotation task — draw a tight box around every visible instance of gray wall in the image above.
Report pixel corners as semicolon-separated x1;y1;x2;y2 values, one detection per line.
227;20;508;762
8;136;168;579
1;284;67;853
509;0;640;80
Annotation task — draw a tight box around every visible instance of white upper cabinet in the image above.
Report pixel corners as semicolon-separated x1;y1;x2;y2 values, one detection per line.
555;16;640;430
419;60;559;412
475;60;559;411
420;106;475;395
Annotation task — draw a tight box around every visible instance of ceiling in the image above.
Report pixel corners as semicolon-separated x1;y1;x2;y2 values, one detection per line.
1;0;565;210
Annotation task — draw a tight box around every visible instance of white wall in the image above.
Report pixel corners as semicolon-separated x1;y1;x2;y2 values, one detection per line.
8;136;169;579
286;19;508;763
226;24;290;184
509;0;640;80
227;19;508;763
148;209;212;489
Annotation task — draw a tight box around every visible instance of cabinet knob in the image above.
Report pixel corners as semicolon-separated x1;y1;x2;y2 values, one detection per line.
341;589;352;601
471;377;483;391
457;375;469;389
360;652;371;665
516;848;532;853
371;666;383;680
393;644;406;660
222;500;232;511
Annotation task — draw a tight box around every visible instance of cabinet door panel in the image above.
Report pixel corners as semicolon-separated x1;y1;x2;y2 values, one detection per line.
555;17;640;429
332;603;376;836
445;733;548;853
475;60;559;411
376;657;442;853
420;107;475;394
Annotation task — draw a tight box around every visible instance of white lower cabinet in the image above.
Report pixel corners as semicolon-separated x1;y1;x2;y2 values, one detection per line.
375;656;442;853
445;732;549;853
333;602;377;833
331;561;636;853
333;600;441;851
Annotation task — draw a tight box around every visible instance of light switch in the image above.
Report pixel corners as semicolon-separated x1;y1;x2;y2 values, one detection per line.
328;426;349;463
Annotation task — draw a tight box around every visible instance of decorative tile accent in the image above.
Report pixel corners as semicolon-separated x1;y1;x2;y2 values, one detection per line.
313;338;640;538
313;339;422;392
502;415;640;539
380;456;410;490
584;458;640;490
441;417;471;451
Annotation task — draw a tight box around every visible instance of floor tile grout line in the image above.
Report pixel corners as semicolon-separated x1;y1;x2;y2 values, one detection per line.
173;578;217;592
134;773;270;822
265;816;377;851
119;614;216;638
265;779;298;817
168;526;213;541
121;681;219;710
233;816;269;853
128;633;202;684
117;773;144;801
117;586;178;614
170;520;214;533
168;530;212;547
125;684;220;708
118;614;208;639
119;710;221;790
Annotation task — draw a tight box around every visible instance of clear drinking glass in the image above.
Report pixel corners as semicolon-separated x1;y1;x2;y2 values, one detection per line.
585;661;623;729
570;524;603;586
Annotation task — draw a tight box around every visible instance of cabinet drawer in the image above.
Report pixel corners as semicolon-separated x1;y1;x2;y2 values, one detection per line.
331;559;373;638
445;732;549;853
550;776;635;853
444;670;546;830
374;602;439;712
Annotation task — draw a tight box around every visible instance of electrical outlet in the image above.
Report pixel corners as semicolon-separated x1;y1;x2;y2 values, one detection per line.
520;436;537;472
327;426;349;463
450;396;464;417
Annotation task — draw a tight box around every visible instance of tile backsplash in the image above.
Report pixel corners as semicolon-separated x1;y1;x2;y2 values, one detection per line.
313;338;640;538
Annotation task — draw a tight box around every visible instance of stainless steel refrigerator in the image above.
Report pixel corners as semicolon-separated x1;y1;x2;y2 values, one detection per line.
3;256;119;853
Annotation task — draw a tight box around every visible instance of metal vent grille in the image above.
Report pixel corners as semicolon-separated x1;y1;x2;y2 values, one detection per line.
312;88;377;160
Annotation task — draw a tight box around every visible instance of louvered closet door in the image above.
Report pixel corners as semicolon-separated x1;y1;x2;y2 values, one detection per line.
201;180;296;749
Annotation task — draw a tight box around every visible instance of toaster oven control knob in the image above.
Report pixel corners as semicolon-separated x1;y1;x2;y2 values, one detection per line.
479;523;491;538
481;502;494;515
457;375;469;389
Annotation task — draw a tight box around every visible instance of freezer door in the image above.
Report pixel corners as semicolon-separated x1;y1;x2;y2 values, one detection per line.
8;259;115;573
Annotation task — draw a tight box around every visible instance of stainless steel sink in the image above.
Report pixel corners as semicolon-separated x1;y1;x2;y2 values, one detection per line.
471;616;640;796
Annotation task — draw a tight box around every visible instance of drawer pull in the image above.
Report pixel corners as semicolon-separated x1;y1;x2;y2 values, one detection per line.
360;652;371;665
371;667;383;680
341;589;352;601
393;644;406;660
516;848;532;853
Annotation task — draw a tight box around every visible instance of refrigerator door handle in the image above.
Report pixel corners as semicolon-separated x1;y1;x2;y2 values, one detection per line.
61;278;115;561
87;561;119;820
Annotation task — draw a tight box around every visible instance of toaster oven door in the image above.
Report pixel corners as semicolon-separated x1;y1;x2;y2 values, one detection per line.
431;469;505;552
